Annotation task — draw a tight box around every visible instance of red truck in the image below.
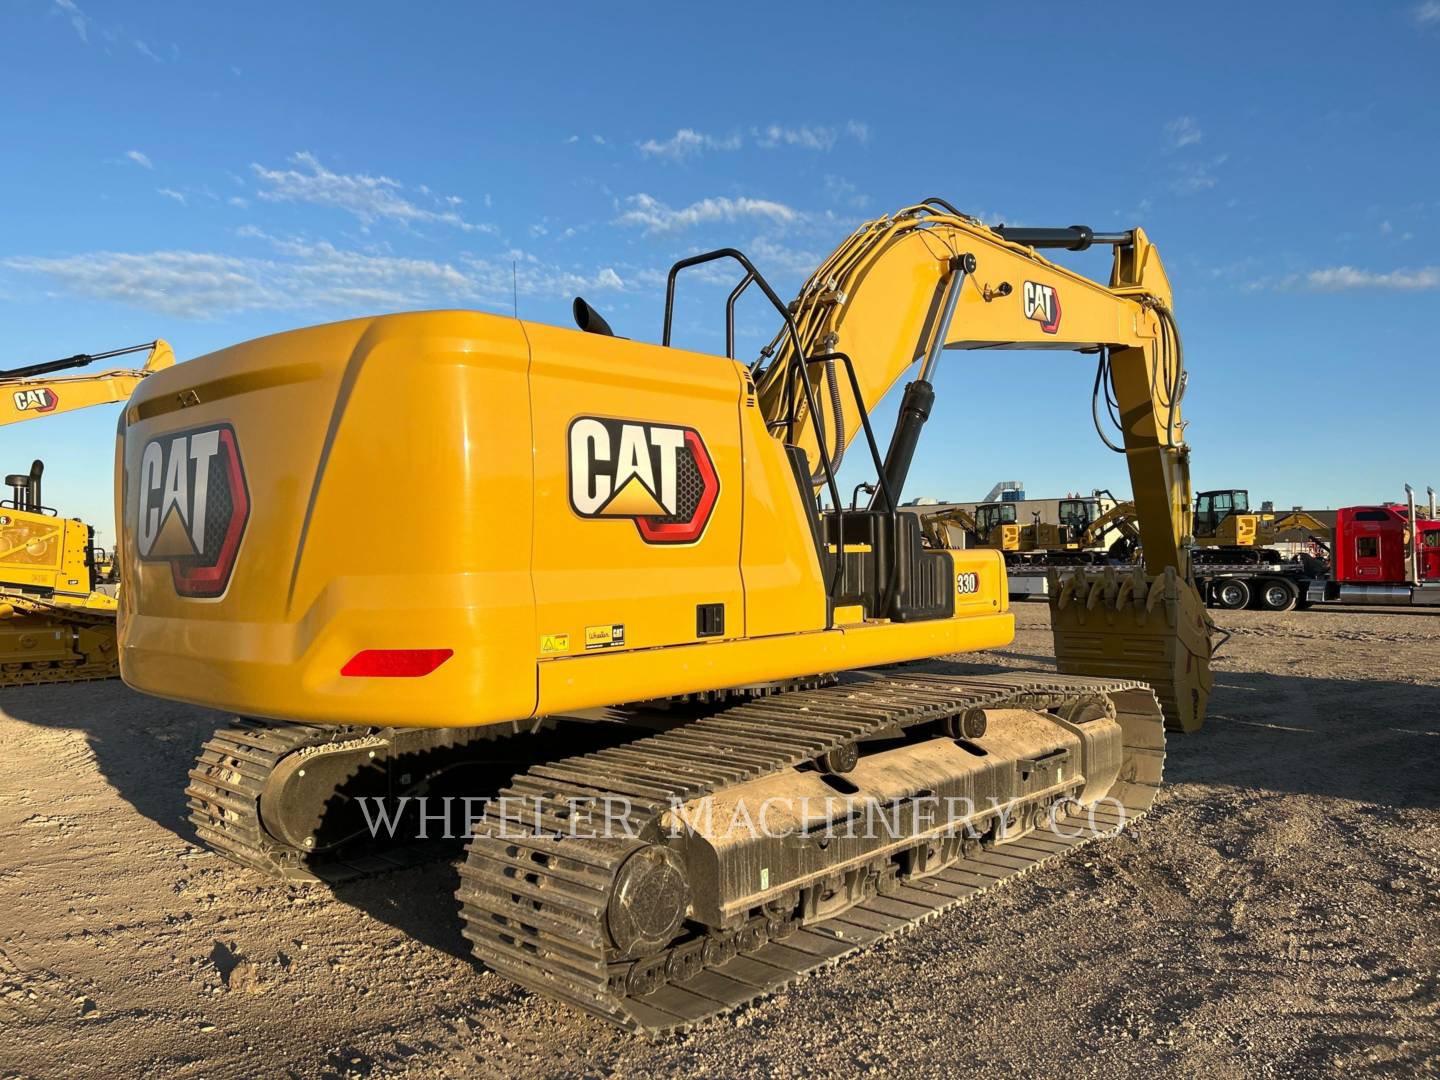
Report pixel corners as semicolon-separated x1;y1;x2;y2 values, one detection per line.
1306;496;1440;607
1194;485;1439;611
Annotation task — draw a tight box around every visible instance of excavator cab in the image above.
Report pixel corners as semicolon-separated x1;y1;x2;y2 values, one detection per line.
975;501;1017;541
1058;496;1107;544
1057;498;1090;537
1194;488;1249;539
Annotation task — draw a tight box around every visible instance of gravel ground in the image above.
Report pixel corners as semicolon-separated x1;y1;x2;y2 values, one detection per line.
0;603;1436;1079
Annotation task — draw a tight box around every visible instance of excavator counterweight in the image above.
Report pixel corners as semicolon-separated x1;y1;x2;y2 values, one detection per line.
116;203;1210;1030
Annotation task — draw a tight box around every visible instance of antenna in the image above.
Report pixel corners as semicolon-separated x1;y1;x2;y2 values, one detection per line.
512;260;518;318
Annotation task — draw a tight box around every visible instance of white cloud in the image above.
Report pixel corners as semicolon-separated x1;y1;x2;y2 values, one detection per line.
52;0;87;42
615;193;799;233
134;39;161;63
746;236;822;277
755;122;870;151
461;249;626;302
1415;1;1440;25
823;175;870;210
3;234;628;320
124;149;152;169
251;151;484;232
635;121;870;159
1165;116;1203;148
156;187;187;205
1288;265;1440;291
1171;154;1227;195
637;128;742;160
754;124;838;151
751;121;870;151
5;250;283;318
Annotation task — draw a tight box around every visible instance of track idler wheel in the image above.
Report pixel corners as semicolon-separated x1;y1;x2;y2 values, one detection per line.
607;845;690;957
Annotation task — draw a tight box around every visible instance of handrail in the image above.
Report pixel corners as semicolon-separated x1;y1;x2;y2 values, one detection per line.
661;247;845;547
807;351;904;616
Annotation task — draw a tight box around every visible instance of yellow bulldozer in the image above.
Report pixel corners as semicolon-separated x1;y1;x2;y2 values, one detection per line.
0;341;172;686
115;204;1211;1032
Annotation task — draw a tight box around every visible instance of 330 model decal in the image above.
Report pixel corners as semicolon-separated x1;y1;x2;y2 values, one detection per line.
568;417;718;544
134;423;249;597
1022;281;1061;334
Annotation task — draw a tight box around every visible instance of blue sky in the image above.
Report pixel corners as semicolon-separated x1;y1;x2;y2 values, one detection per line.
2;2;1437;543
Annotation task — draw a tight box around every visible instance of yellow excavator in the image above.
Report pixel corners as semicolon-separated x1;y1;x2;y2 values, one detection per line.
1193;488;1331;549
918;503;1072;556
1044;497;1143;563
0;342;173;685
115;203;1211;1032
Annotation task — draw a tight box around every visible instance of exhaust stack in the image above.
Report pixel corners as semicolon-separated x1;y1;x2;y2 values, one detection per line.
572;297;615;337
1406;484;1420;586
5;460;42;512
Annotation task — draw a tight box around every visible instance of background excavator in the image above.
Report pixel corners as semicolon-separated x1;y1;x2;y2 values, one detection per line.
1192;488;1332;550
115;202;1211;1032
918;502;1079;560
0;342;172;685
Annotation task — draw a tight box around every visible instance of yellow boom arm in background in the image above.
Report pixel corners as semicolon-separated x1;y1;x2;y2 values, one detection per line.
750;203;1211;728
1;341;174;426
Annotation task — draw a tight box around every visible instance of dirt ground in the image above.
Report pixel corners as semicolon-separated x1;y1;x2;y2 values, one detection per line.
0;602;1436;1079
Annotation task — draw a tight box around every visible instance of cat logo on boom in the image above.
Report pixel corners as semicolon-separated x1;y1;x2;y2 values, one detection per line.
134;423;249;597
568;416;719;544
1022;281;1062;334
12;387;58;413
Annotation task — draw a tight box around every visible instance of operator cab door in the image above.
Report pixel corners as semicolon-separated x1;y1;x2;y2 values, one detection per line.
1350;526;1384;579
525;323;744;658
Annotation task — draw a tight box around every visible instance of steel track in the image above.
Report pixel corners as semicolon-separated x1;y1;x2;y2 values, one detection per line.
456;671;1165;1034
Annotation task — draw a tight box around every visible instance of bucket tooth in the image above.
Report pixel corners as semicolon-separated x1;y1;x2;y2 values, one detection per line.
1047;564;1212;732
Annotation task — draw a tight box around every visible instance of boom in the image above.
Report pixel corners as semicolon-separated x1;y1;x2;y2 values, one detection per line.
756;206;1189;565
750;203;1210;729
1;341;174;426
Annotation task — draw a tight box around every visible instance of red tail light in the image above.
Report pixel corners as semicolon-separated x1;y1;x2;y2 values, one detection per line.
341;648;453;677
